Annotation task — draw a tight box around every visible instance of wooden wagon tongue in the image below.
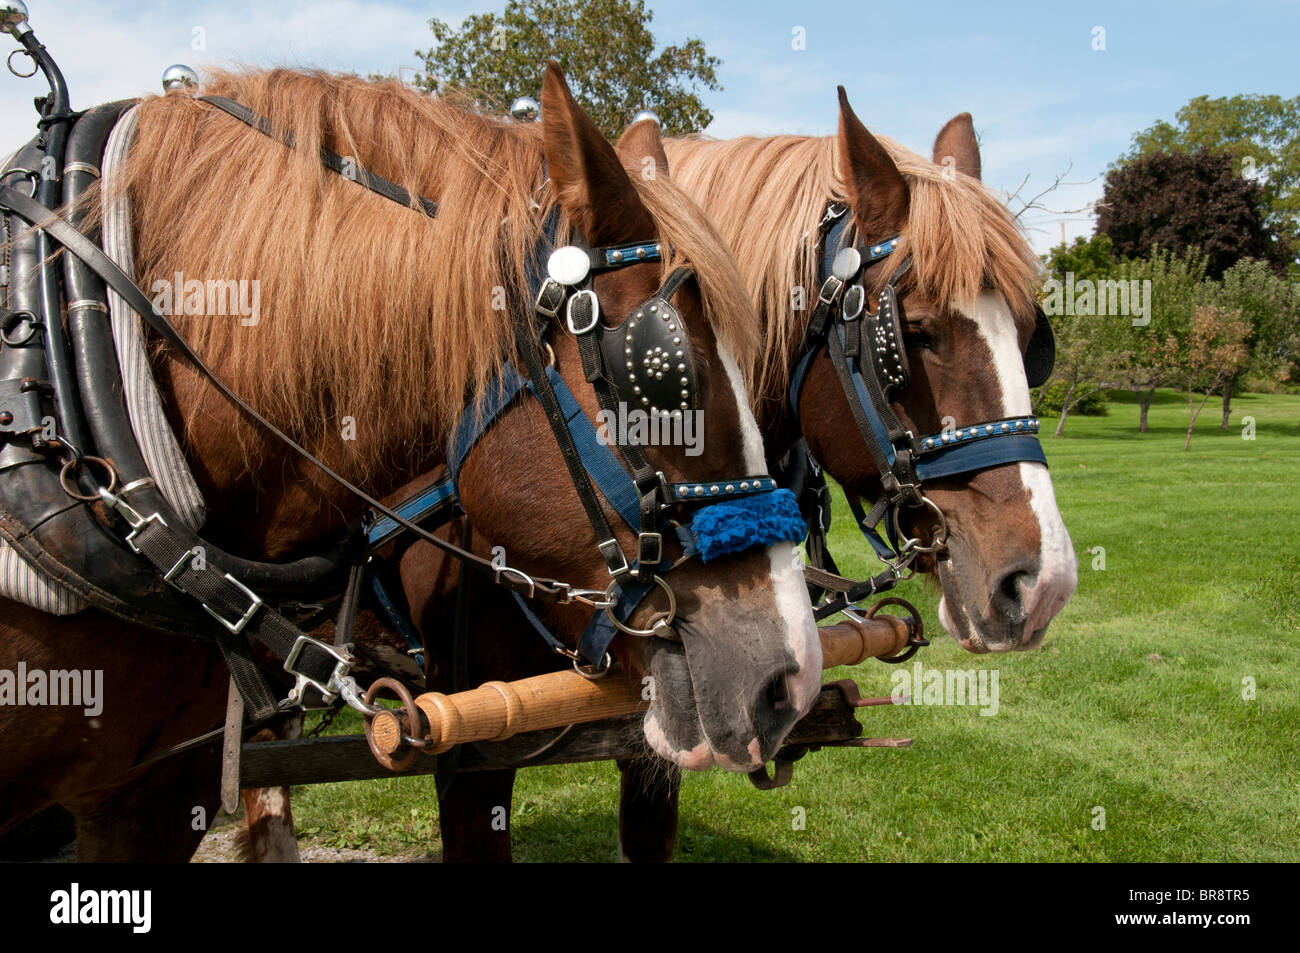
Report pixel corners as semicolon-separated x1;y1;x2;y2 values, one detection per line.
362;610;923;788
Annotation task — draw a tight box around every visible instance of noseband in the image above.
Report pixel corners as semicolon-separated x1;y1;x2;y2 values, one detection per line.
789;202;1055;581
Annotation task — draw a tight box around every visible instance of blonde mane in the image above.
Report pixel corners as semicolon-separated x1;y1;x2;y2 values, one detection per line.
106;69;754;483
663;134;1041;401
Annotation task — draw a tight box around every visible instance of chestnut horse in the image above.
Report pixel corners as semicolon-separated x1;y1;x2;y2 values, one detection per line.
0;64;822;859
361;90;1078;861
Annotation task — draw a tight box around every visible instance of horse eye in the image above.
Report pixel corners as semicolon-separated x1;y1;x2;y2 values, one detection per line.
903;327;935;351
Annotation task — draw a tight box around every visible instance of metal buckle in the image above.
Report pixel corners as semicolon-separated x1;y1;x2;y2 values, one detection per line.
202;573;264;635
598;537;630;577
818;202;849;229
283;635;356;708
565;289;600;334
816;275;844;307
163;546;200;584
494;564;536;599
533;278;566;319
637;531;663;566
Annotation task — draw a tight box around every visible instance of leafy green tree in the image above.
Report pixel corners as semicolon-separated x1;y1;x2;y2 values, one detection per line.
1039;235;1121;434
1213;259;1300;418
1105;248;1212;432
411;0;721;138
1121;95;1300;257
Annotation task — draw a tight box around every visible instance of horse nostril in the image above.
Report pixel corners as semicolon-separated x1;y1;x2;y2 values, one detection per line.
764;672;791;712
999;570;1029;606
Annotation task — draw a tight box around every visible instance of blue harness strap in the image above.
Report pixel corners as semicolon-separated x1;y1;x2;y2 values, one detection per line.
916;430;1046;481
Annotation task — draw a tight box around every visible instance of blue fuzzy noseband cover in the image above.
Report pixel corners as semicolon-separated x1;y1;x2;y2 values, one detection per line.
688;488;807;563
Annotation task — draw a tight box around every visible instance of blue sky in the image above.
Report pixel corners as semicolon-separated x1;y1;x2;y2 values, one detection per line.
3;0;1296;254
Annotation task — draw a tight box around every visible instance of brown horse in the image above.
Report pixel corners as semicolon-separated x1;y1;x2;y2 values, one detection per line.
366;90;1078;861
0;64;821;859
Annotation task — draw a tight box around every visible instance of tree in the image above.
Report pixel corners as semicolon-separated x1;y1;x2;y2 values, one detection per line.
1178;305;1250;449
1097;150;1289;280
1040;235;1121;434
1105;248;1211;432
1212;259;1300;424
412;0;721;138
1122;95;1300;258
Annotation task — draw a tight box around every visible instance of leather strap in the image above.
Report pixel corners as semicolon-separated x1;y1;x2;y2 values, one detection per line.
198;96;439;218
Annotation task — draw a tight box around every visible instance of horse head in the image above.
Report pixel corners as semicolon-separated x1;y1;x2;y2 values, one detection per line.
451;65;821;771
796;91;1077;652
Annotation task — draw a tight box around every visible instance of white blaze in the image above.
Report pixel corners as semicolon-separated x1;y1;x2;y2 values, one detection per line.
718;345;822;714
964;293;1077;639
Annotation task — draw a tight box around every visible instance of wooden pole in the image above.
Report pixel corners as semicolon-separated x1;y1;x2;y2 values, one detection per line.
371;613;910;758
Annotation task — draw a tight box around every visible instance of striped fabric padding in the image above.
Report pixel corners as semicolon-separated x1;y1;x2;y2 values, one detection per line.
0;107;208;616
102;105;207;531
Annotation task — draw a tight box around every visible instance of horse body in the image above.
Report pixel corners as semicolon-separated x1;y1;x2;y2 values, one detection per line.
1;63;817;856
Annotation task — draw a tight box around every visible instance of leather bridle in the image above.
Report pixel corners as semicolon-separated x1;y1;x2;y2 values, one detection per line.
787;202;1053;611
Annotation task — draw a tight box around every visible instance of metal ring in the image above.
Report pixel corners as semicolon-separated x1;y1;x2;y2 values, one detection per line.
0;309;39;346
59;454;118;501
573;651;614;680
7;49;37;79
543;342;557;367
603;575;676;637
363;678;419;771
867;597;927;664
898;496;949;554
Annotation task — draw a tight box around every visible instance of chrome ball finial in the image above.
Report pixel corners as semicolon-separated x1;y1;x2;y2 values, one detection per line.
632;109;660;126
509;96;540;122
0;1;31;36
161;64;199;92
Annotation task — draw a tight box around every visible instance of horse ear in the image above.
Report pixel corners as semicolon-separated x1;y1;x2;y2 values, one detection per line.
615;118;670;179
933;112;981;181
541;62;655;245
836;86;909;235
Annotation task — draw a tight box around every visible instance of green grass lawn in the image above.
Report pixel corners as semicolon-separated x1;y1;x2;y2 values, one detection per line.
292;389;1300;861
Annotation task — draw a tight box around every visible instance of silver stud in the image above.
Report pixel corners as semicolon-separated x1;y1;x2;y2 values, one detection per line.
672;337;681;345
740;481;750;491
725;484;735;493
641;396;649;406
612;250;623;262
694;485;705;496
679;401;688;410
680;389;688;398
649;305;657;313
710;485;720;494
677;486;688;497
637;247;647;259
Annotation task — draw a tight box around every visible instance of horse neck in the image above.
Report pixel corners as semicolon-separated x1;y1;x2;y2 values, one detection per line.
155;354;443;563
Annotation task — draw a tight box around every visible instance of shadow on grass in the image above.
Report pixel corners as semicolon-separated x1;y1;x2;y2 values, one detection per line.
512;813;801;862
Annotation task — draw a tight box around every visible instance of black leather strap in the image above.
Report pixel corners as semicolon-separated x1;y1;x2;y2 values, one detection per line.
198;96;439;218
